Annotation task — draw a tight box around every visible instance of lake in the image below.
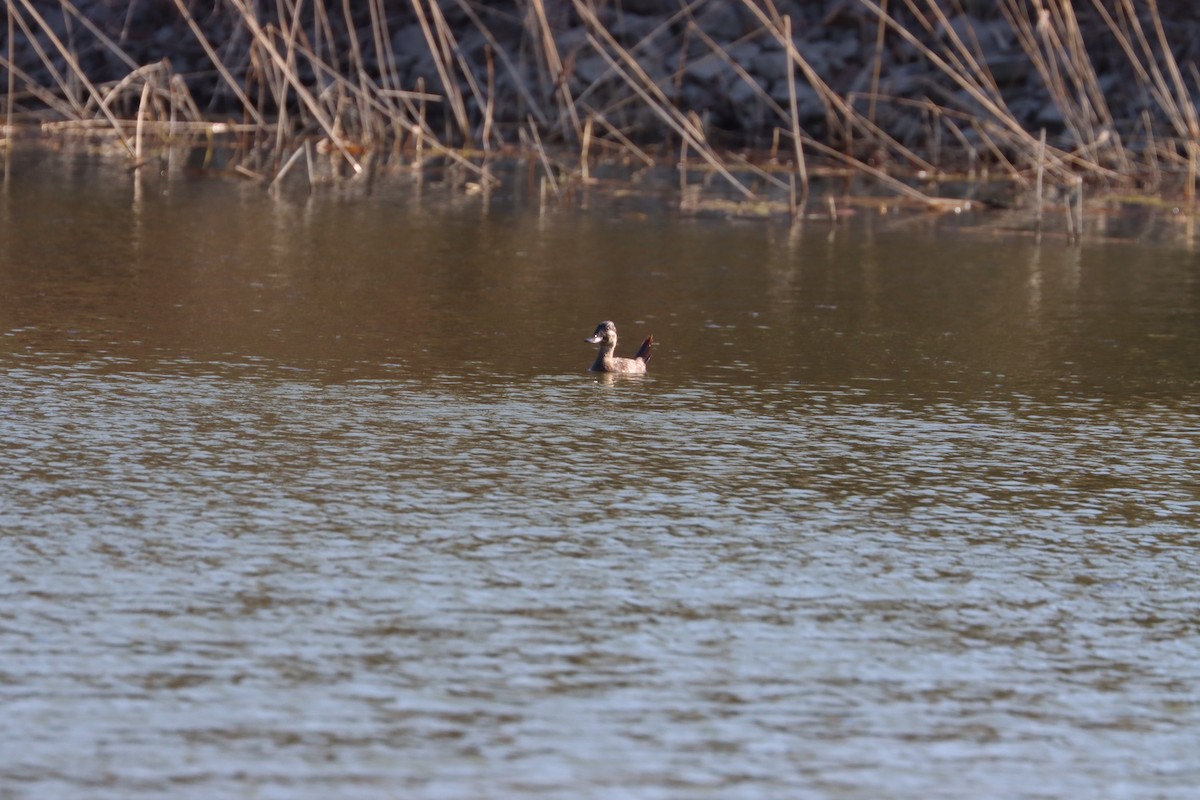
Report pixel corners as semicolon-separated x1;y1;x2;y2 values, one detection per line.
2;148;1198;798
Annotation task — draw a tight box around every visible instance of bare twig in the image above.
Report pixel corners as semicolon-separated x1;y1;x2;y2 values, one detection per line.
576;6;755;199
783;16;809;218
410;0;471;142
226;0;362;173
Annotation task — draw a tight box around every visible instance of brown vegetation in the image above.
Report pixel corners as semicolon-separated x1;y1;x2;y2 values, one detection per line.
3;1;1200;217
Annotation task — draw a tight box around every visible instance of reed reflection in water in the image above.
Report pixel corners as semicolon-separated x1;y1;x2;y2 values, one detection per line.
1;154;1199;799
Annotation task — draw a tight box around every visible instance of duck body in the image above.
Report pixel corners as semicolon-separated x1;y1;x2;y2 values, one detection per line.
585;320;653;374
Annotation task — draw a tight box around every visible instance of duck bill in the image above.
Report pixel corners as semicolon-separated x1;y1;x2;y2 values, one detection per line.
585;334;603;343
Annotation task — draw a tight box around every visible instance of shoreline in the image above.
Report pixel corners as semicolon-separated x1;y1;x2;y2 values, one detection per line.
5;1;1200;222
12;125;1200;252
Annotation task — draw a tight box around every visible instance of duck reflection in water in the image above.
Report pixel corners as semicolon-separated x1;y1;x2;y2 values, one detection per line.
585;320;654;374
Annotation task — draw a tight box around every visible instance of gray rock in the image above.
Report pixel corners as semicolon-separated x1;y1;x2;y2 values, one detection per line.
1035;101;1065;128
391;24;429;70
769;78;824;121
751;49;791;83
691;1;745;42
572;53;610;86
729;74;769;109
725;40;763;67
988;53;1029;85
608;12;661;48
679;81;715;111
879;66;925;98
555;26;590;54
684;54;728;85
619;0;684;15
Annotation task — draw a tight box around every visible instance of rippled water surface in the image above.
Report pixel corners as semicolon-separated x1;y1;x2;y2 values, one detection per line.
2;152;1199;798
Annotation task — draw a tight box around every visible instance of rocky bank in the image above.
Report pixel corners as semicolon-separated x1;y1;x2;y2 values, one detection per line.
6;1;1200;174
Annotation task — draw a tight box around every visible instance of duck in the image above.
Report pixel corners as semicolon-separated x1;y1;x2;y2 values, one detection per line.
585;320;654;374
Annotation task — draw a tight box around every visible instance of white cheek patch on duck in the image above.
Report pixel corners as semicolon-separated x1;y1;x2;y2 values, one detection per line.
585;321;653;373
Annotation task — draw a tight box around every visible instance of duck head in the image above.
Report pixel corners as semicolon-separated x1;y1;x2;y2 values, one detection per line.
585;320;617;345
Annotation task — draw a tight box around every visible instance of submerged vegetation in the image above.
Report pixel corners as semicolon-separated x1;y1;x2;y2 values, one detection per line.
3;0;1200;224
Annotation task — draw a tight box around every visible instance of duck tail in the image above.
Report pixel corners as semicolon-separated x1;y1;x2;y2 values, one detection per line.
635;335;654;363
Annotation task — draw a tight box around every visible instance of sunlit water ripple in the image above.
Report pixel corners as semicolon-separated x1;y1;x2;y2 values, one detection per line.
4;150;1199;797
3;357;1198;799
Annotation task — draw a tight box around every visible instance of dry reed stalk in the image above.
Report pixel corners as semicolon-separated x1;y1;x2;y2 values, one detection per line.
367;0;401;98
573;0;705;112
799;131;936;206
783;16;809;219
529;0;582;141
998;0;1121;173
58;0;139;72
430;0;489;138
939;116;977;177
482;44;496;150
276;0;311;160
6;2;13;152
527;115;560;198
452;0;547;125
584;30;752;198
235;164;265;181
1187;140;1199;205
574;4;755;199
672;22;690;105
740;0;854;144
969;119;1025;185
902;0;1005;106
747;0;933;175
1035;127;1045;236
1051;1;1114;156
134;77;152;166
41;118;260;134
285;37;493;182
1140;110;1162;189
1015;128;1122;185
580;114;592;181
9;2;83;118
337;0;366;82
1145;0;1199;139
856;0;1050;175
728;152;789;191
226;0;362;173
868;0;887;126
170;0;265;126
171;73;203;122
97;63;158;118
1064;177;1076;242
311;0;336;73
336;1;377;144
1094;0;1199;199
1073;176;1083;241
270;142;307;191
685;23;785;120
13;0;139;154
410;0;471;143
415;75;426;164
679;132;690;210
581;107;655;167
166;68;177;171
878;93;988;175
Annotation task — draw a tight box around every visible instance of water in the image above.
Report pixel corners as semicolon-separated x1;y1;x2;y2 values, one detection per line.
2;150;1199;798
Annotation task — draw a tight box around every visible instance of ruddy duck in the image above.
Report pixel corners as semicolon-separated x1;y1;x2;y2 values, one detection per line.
585;320;653;374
